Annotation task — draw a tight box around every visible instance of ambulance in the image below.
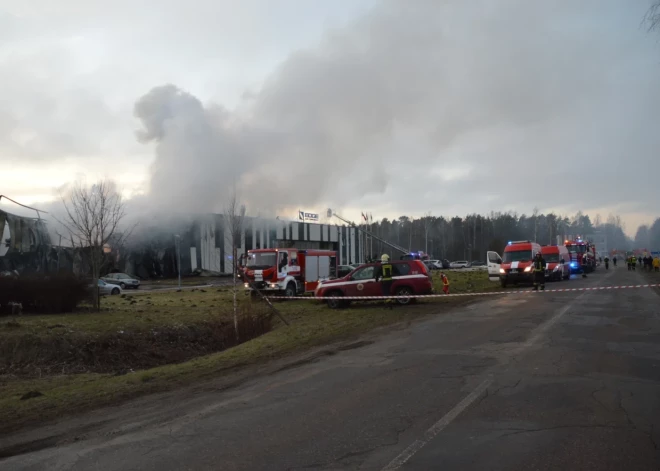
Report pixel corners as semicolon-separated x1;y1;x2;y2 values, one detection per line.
487;240;542;288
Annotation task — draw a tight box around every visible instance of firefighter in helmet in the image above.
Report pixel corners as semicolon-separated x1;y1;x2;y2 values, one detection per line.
533;251;546;291
375;253;394;305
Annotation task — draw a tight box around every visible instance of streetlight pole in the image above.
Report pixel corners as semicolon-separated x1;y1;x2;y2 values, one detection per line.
174;235;181;289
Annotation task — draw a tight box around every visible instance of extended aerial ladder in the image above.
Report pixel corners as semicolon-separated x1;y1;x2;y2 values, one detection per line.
326;209;414;259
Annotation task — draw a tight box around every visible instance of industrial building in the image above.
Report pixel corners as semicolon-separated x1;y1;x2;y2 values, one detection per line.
123;215;366;278
586;232;608;257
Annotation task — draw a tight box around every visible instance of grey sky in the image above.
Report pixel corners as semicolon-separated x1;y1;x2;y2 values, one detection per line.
1;0;658;235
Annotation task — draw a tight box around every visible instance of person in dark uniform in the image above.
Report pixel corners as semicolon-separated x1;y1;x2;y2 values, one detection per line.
533;252;546;291
375;254;394;306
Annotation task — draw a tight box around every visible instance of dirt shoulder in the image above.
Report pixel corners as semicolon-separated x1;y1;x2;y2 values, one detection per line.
0;270;499;447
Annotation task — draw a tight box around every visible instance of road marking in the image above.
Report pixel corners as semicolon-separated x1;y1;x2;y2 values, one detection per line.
380;271;615;470
381;379;493;471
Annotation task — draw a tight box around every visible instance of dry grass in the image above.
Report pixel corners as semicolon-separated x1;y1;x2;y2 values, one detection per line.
0;270;501;434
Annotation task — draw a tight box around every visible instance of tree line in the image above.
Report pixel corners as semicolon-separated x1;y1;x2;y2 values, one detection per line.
634;219;660;253
363;211;633;261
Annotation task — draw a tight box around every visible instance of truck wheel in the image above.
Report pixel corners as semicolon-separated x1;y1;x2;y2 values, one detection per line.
284;282;296;298
395;286;413;305
326;291;345;309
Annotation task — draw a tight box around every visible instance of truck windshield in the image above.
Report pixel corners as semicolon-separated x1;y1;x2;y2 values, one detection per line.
567;245;586;253
542;253;559;262
246;252;277;269
503;250;532;262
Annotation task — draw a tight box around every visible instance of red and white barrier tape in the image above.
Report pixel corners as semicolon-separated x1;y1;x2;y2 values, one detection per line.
262;283;660;301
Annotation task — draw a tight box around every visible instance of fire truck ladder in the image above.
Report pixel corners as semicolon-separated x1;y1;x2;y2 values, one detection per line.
327;209;411;257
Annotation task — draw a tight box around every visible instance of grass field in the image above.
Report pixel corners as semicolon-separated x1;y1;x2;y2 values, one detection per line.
0;269;499;434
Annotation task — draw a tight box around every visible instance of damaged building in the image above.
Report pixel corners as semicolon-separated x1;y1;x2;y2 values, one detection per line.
119;215;365;279
0;208;70;275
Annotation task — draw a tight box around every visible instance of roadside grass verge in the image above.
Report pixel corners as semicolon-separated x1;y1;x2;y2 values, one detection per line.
0;270;500;434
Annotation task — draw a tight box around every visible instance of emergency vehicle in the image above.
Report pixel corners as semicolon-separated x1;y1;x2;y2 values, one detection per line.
486;240;542;288
565;237;596;274
540;245;571;281
240;248;337;297
400;251;430;261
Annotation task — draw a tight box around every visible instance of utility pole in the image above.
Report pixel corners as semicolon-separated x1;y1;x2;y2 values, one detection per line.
473;217;476;260
370;213;374;259
174;234;181;289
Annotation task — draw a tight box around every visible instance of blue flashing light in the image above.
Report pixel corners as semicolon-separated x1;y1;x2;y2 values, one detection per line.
508;241;512;245
570;262;577;268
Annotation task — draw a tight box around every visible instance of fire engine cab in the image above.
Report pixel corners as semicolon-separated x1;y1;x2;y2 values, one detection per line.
486;240;542;288
240;248;337;297
565;238;596;274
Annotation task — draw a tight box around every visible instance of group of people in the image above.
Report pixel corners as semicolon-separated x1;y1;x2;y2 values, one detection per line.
626;255;660;271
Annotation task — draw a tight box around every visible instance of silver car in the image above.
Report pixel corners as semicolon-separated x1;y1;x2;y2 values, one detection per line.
101;273;140;289
96;279;122;296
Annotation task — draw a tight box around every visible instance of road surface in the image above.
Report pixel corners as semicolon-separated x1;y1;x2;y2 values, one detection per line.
2;267;660;470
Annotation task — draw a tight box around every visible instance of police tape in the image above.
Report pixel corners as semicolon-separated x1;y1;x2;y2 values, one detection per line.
262;283;660;301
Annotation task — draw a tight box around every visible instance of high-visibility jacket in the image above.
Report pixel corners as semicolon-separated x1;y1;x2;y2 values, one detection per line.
376;263;393;281
632;257;637;264
654;258;660;268
441;275;449;286
533;257;546;272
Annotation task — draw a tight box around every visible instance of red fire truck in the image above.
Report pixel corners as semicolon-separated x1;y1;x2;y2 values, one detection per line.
565;237;596;274
240;248;337;297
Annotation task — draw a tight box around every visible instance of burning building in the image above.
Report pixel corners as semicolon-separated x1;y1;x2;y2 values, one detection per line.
120;215;365;278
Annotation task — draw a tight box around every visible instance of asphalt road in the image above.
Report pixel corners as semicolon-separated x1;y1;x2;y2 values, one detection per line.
3;267;660;470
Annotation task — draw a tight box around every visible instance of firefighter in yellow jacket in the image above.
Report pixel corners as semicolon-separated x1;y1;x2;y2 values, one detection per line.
533;252;546;291
375;254;394;305
653;256;660;272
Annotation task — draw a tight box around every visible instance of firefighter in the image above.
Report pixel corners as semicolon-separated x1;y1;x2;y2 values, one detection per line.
440;272;449;294
375;254;394;306
627;255;632;271
613;255;617;267
604;255;609;270
654;256;660;272
632;255;637;271
532;252;546;291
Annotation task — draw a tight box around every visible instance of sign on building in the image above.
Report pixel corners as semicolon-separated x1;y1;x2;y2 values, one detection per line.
298;211;319;222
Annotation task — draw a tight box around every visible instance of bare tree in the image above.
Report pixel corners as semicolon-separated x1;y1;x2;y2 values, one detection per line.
644;2;660;32
59;180;131;310
593;213;602;228
223;190;246;341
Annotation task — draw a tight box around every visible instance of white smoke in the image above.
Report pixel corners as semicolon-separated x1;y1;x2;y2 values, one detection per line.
133;0;660;219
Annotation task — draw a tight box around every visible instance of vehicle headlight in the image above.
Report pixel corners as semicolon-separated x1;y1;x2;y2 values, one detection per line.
499;268;505;274
244;283;249;288
553;265;560;271
524;266;532;272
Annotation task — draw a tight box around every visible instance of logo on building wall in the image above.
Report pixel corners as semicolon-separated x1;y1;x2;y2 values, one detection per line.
298;211;319;222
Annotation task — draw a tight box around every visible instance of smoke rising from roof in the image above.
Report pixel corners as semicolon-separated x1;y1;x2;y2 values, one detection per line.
133;0;660;221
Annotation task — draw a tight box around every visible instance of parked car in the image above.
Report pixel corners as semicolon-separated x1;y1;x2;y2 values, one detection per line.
315;260;433;309
101;272;140;289
449;260;471;268
92;279;122;296
471;261;487;268
337;265;353;278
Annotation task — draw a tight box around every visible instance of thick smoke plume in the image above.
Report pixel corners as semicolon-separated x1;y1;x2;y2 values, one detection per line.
134;0;660;218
